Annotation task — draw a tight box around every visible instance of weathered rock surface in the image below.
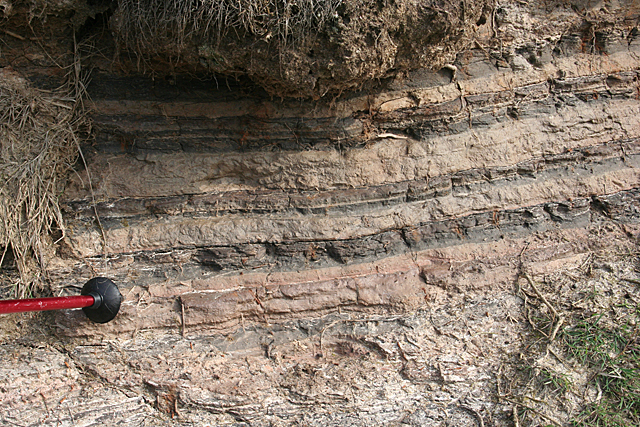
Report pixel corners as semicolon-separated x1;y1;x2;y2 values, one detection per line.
3;222;639;426
51;43;640;334
0;0;639;425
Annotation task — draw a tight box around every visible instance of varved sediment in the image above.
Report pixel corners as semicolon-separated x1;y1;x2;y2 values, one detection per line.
53;48;640;336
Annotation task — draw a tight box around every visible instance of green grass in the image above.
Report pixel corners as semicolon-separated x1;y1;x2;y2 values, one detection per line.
539;367;573;394
565;308;640;426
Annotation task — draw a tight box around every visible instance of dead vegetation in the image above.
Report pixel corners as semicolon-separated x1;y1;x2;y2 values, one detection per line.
501;241;640;427
0;67;88;297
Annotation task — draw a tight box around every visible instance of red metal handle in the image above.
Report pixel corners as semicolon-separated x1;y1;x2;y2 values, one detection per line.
0;295;95;314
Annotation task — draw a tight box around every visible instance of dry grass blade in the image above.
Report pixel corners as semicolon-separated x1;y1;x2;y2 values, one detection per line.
0;68;89;297
519;271;565;341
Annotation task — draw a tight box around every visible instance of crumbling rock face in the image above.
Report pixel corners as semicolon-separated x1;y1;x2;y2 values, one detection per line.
1;0;638;98
0;0;638;338
1;1;640;425
52;41;640;335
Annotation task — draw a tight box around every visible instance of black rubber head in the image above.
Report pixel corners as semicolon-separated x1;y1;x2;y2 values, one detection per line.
81;277;122;324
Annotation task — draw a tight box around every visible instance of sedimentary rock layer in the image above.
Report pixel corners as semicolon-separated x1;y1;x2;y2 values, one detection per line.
53;45;640;335
2;2;640;425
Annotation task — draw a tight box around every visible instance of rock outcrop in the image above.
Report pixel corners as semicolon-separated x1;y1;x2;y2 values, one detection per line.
0;1;639;425
1;0;638;334
56;42;640;336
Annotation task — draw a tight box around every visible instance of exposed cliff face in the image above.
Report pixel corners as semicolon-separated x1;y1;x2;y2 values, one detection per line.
1;0;639;425
55;39;640;335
